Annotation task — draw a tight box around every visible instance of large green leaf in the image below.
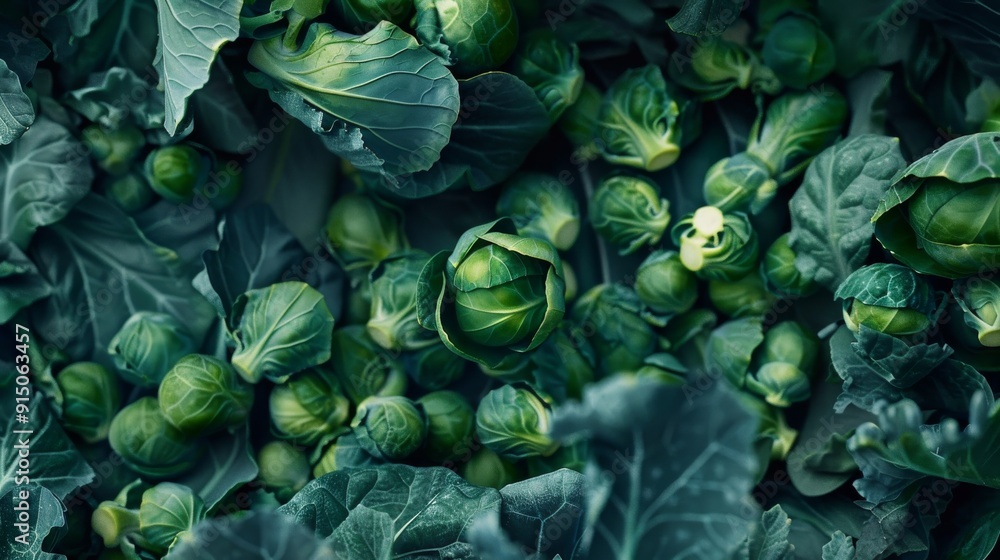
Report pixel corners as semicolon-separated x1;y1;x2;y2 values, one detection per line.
329;506;394;560
739;505;793;560
166;511;335;559
788;135;905;292
278;464;501;558
175;424;258;511
0;242;51;324
153;0;243;135
0;486;66;560
817;0;917;78
29;194;215;365
0;58;33;145
919;0;1000;84
64;66;165;130
0;117;93;250
550;375;759;559
704;316;763;389
498;469;586;559
189;61;257;154
665;0;746;37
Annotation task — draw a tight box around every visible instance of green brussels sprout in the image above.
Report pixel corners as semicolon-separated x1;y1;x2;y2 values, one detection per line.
703;152;777;214
108;312;197;387
416;218;565;370
329;326;408;404
102;172;155;214
269;367;351;445
460;446;521;489
511;30;584;122
557;81;602;149
143;144;209;203
663;308;717;370
708;273;775;318
762;14;836;89
418;391;476;462
763;233;817;297
414;0;519;76
81;124;145;175
570;284;656;375
109;397;203;479
668;38;780;101
589;175;670;255
331;0;414;31
158;354;254;437
953;278;1000;347
475;384;557;460
496;172;581;251
834;263;937;336
754;0;813;37
91;486;146;550
634;251;698;315
351;395;428;461
366;251;438;351
672;206;760;282
873;133;1000;278
746;321;818;407
596;65;696;172
56;362;121;443
139;483;206;554
634;353;688;385
325;193;407;270
403;342;467;390
258;441;311;502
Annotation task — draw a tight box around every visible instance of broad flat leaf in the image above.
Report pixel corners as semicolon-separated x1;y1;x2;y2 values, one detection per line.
850;327;952;389
0;241;51;324
919;0;1000;84
465;511;533;560
822;531;855;560
247;21;459;178
499;469;586;559
854;479;950;558
64;66;164;130
936;489;1000;560
846;69;893;137
789;135;905;292
0;58;34;145
175;425;258;510
741;505;793;560
704;317;764;389
666;0;746;37
153;0;242;135
329;505;394;560
817;0;917;78
0;117;93;250
133;200;218;277
550;375;758;559
190;60;257;153
166;511;335;559
0;486;66;560
29;195;215;365
0;21;50;84
278;464;501;557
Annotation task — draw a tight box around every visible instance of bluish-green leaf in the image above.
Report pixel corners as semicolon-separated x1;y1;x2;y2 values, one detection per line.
329;505;394;560
65;66;164;130
498;469;586;559
175;425;258;510
821;531;855;560
0;58;34;145
741;505;794;560
0;242;51;324
0;486;66;560
666;0;746;37
165;510;335;559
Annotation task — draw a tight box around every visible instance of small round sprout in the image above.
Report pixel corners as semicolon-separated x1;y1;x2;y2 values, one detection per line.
332;0;414;31
703;152;777;214
139;483;206;554
351;396;428;461
56;362;121;443
414;0;519;76
511;30;584;122
81;124;145;176
589;175;670;255
366;251;438;352
103;172;155;214
763;233;817;297
258;441;311;503
953;278;1000;347
269;368;351;445
747;321;818;407
835;263;936;337
708;274;775;318
143;144;209;204
418;391;476;463
762;14;836;89
496;172;581;251
475;384;557;461
668;38;780;101
570;284;656;375
635;251;698;315
329;326;408;405
325;193;407;269
108;311;197;388
460;447;521;489
403;343;467;391
109;397;203;479
158;355;254;437
672;206;760;282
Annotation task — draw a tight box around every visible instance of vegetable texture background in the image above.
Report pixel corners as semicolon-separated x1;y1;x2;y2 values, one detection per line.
2;0;1000;559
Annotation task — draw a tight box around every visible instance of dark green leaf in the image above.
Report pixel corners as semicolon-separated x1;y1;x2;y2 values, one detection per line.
821;531;855;560
64;66;163;130
742;505;794;560
0;486;66;560
0;242;51;324
666;0;746;37
919;0;1000;84
175;425;258;511
0;58;34;145
499;469;586;559
329;505;394;560
189;61;257;154
165;511;335;559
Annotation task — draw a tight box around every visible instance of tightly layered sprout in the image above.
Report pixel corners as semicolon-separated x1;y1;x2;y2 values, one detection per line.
672;206;760;281
589;175;670;255
496;172;581;251
414;0;519;76
108;312;197;388
835;263;937;337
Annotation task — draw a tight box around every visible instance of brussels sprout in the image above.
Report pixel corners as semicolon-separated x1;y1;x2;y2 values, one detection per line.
635;251;698;315
81;124;145;175
708;273;775;318
56;362;121;443
331;0;413;31
511;30;584;122
418;391;476;462
351;395;428;461
414;0;519;76
325;193;407;270
109;397;203;479
460;446;521;489
669;38;780;101
738;393;798;465
763;233;817;297
311;433;382;478
329;326;408;404
269;367;351;445
834;263;937;336
558;81;602;149
102;172;155;214
526;439;587;477
762;14;836;89
672;206;760;282
108;312;197;387
589;175;670;255
366;251;438;351
872;133;1000;278
476;384;557;460
596;65;696;172
158;355;253;437
258;441;311;502
953;278;1000;347
703;152;777;214
570;284;656;375
92;491;146;550
496;172;581;251
754;0;813;37
143;144;209;204
139;483;206;554
403;342;467;390
416;218;565;370
746;321;818;407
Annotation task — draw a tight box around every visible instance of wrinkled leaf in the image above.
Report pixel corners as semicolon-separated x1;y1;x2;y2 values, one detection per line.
0;58;34;145
165;511;335;559
64;66;164;130
0;241;51;324
499;469;586;559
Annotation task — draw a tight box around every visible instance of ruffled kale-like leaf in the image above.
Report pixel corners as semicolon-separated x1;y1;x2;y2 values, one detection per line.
0;58;34;145
821;531;855;560
854;478;951;558
65;66;164;130
165;511;335;559
850;326;952;388
739;505;793;560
